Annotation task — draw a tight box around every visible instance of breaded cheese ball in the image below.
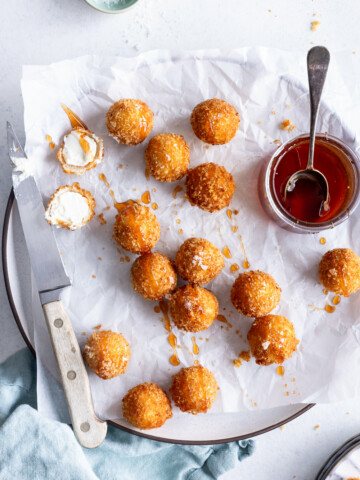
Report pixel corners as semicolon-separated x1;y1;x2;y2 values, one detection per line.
122;383;172;430
247;315;299;366
319;248;360;297
170;365;218;414
175;237;224;285
231;270;281;318
169;284;219;332
131;252;177;301
113;202;160;254
145;133;190;182
190;98;240;145
83;330;130;379
106;99;154;146
186;163;236;212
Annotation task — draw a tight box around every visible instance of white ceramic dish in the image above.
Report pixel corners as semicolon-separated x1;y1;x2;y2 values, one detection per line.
83;0;140;14
3;192;313;444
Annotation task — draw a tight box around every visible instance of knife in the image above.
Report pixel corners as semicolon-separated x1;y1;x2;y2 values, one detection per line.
7;122;107;449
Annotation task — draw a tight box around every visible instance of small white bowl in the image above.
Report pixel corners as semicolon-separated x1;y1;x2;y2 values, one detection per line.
84;0;140;14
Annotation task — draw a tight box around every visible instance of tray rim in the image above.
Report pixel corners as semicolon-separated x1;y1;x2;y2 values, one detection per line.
2;188;314;445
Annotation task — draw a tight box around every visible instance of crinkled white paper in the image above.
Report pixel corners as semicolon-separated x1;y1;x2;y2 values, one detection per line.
21;48;360;425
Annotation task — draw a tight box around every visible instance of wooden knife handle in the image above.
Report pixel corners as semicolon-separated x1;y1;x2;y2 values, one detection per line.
42;300;107;448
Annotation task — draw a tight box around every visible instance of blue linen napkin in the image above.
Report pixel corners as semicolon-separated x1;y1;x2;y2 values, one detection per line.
0;349;254;480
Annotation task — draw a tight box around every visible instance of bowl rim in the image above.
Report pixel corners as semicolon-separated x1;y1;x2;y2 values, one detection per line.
83;0;140;14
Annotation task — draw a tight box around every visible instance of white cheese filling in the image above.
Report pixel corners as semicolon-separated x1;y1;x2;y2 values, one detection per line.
63;130;98;167
45;190;91;229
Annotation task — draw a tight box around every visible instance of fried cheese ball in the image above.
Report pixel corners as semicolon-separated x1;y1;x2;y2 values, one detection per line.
247;315;299;366
145;133;190;182
169;284;219;332
170;365;218;414
122;382;172;430
231;270;281;318
113;202;160;254
190;98;240;145
319;248;360;297
131;252;177;301
175;237;224;285
83;330;130;379
106;99;154;146
186;163;236;212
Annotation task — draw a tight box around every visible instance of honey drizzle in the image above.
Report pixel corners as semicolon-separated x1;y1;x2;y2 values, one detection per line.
159;301;180;366
217;314;232;328
61;103;88;130
98;213;106;225
141;191;151;204
173;185;183;199
99;173;110;188
238;235;250;269
192;336;199;355
222;246;232;259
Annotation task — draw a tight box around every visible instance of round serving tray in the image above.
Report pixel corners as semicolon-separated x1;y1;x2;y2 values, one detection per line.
2;189;313;444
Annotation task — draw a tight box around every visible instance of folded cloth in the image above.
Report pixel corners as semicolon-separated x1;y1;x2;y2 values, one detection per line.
0;349;254;480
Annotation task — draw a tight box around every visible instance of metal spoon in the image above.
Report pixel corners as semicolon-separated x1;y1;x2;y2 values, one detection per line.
284;46;330;213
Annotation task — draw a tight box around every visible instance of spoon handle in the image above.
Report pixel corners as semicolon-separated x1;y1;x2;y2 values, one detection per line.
307;46;330;170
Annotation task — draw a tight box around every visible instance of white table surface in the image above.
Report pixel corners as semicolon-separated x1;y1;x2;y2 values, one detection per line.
1;1;360;479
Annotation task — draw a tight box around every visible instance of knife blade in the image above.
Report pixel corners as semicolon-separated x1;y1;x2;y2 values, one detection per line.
7;122;107;448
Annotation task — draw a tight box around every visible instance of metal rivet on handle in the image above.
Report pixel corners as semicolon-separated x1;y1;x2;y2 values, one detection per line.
80;422;90;432
54;318;63;328
67;370;76;380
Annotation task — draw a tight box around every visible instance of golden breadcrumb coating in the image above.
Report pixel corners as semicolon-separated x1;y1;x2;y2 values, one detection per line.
175;237;224;285
131;252;177;301
113;202;160;254
145;133;190;182
190;98;240;145
169;284;218;332
45;183;95;230
186;163;236;212
106;99;154;146
231;270;281;318
170;365;218;414
319;248;360;297
57;127;104;175
83;330;130;379
122;382;172;430
247;315;299;366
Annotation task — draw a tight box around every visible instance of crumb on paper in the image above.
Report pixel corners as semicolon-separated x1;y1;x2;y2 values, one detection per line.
286;104;291;109
311;21;320;31
281;119;296;132
271;110;276;115
82;332;86;336
314;424;320;430
279;425;285;430
92;274;96;279
92;324;102;330
239;350;251;362
274;139;281;145
233;359;242;368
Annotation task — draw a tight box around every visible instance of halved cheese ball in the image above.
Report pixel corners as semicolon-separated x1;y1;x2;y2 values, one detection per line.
175;237;224;285
131;252;177;301
319;248;360;297
145;133;190;182
113;202;160;254
106;99;154;146
190;98;240;145
247;315;299;366
122;383;172;430
170;365;218;414
231;270;281;318
45;183;95;230
83;330;130;379
169;284;218;332
57;128;104;175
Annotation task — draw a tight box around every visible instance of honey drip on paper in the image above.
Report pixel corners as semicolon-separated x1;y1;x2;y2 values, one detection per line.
231;264;239;273
46;134;55;149
239;235;250;269
217;315;232;328
173;185;183;199
49;142;55;149
333;295;341;305
46;134;52;142
141;191;151;204
277;366;285;376
325;302;335;313
99;173;110;188
320;237;326;245
61;103;88;130
152;203;158;210
145;168;150;180
222;246;232;259
232;226;238;233
227;209;232;219
159;301;180;366
154;305;161;314
323;289;328;295
192;337;199;355
98;213;106;225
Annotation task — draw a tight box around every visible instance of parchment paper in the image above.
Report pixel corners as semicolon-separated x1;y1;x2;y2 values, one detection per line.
21;48;360;424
